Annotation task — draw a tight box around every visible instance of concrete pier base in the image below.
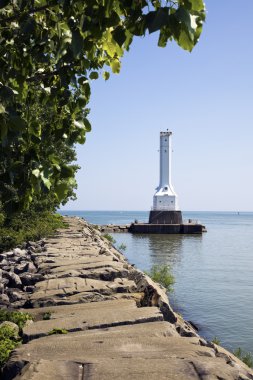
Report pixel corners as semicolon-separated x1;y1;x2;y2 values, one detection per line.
129;223;204;234
149;210;183;224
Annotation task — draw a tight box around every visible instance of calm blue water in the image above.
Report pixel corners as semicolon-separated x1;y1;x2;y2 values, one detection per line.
60;210;253;354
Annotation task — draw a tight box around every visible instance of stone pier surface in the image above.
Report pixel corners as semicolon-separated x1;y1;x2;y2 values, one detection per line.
2;217;253;380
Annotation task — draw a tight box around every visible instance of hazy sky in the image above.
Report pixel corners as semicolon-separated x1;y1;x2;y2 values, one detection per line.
62;1;253;212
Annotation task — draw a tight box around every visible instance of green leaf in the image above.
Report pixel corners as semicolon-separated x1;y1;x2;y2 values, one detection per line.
74;119;84;129
102;71;110;81
61;165;74;178
0;104;6;114
110;59;121;73
89;72;99;80
146;8;170;34
83;117;91;132
112;27;127;47
74;117;91;131
71;29;83;57
55;182;69;201
41;174;51;190
32;169;40;178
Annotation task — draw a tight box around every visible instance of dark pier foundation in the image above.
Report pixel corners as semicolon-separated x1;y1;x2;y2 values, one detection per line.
129;223;204;234
130;210;205;234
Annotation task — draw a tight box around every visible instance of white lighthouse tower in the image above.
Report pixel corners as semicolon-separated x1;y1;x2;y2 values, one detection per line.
149;131;183;224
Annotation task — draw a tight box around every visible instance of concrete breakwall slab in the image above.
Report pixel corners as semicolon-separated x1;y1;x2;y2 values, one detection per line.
1;217;253;380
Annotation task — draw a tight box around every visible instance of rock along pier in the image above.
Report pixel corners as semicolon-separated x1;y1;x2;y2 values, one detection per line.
1;217;252;380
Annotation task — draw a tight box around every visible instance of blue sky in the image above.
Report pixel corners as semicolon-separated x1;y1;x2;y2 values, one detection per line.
62;1;253;212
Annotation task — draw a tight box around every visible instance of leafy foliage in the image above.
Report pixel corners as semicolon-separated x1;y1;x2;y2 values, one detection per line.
145;264;175;292
0;309;32;330
0;310;32;368
233;347;253;369
0;0;205;215
103;233;116;244
211;337;220;345
0;325;20;368
0;211;66;252
118;243;127;251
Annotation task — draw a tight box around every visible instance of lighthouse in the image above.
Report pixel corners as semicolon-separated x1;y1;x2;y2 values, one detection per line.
149;131;183;224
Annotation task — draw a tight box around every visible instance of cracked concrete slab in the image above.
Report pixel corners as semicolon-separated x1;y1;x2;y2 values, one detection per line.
22;299;165;341
5;323;244;380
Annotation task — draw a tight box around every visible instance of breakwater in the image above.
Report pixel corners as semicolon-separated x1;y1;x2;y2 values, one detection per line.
1;217;253;379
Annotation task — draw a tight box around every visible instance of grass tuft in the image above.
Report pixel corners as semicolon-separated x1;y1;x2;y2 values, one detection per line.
233;347;253;368
48;328;68;335
103;233;116;244
145;264;175;292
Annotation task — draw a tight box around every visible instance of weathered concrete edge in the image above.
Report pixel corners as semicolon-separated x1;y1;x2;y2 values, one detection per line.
88;217;252;376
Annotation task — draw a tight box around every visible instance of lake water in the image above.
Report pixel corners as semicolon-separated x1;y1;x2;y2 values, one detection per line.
60;210;253;354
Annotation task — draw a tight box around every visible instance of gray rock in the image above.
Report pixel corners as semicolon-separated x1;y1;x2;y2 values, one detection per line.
0;293;10;304
27;241;39;248
13;248;27;256
0;251;14;260
24;285;35;293
5;271;22;288
0;258;9;266
1;277;9;287
26;262;37;273
1;265;11;272
19;273;43;286
6;288;27;302
14;262;29;274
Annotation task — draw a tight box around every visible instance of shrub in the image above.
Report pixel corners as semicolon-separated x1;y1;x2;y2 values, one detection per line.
0;325;20;368
211;337;221;345
145;265;175;292
48;328;68;335
103;233;116;244
0;212;66;252
233;347;253;368
0;310;32;330
118;243;127;251
0;310;31;369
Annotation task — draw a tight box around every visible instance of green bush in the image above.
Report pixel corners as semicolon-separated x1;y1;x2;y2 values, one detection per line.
118;243;127;251
233;347;253;368
103;233;116;244
0;211;66;252
145;265;175;292
0;310;32;330
0;310;32;369
211;337;221;345
0;325;20;368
